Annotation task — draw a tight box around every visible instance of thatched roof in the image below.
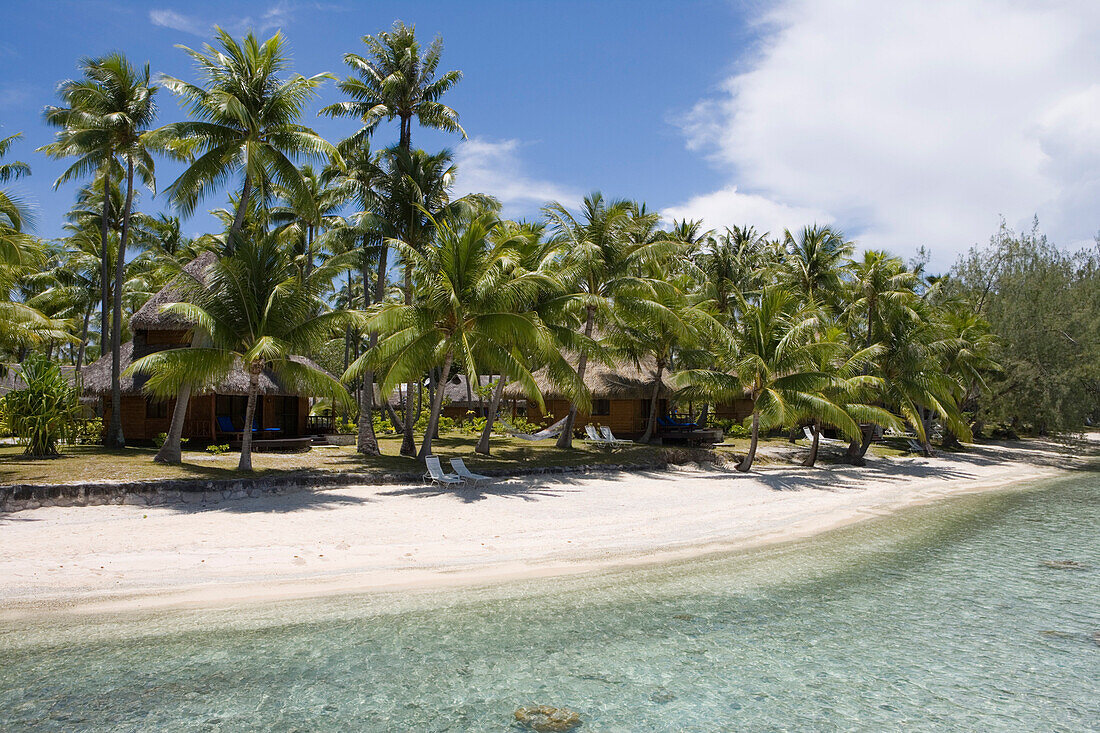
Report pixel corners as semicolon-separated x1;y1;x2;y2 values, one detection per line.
81;341;331;397
502;355;675;401
129;251;217;331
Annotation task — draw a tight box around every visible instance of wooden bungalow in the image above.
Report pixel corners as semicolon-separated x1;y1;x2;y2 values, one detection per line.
503;356;678;439
81;253;331;445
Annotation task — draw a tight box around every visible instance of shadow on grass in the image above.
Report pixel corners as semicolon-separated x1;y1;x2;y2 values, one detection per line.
166;489;377;514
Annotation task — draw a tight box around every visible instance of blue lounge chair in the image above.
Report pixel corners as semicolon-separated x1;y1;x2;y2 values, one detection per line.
216;415;245;440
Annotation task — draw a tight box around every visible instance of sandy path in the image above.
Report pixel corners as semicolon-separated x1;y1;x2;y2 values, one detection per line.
0;440;1086;616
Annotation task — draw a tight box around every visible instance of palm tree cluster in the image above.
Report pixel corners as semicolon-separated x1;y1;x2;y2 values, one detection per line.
8;22;1004;471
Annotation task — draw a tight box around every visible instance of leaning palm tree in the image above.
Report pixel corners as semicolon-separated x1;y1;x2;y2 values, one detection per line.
129;231;360;471
40;54;159;447
677;287;858;472
348;210;549;459
320;21;465;150
148;28;339;238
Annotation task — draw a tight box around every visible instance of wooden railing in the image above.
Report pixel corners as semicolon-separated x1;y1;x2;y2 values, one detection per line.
306;415;334;435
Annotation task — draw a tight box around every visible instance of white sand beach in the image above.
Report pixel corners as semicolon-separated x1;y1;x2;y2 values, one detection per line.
0;439;1089;618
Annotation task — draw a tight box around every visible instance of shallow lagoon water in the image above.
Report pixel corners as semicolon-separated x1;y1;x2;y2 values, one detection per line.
2;472;1098;731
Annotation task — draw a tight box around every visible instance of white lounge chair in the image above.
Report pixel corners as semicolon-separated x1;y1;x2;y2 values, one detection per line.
906;438;925;453
803;425;845;446
584;424;607;443
450;457;492;485
424;455;463;487
600;426;633;445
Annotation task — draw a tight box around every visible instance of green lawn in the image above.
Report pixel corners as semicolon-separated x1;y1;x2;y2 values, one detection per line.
0;431;916;487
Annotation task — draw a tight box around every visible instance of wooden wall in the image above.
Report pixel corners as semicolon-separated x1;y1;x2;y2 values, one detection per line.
713;398;755;423
104;393;308;443
526;397;648;438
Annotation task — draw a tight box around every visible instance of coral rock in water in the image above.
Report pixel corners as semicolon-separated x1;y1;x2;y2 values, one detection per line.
514;705;582;731
1042;559;1090;571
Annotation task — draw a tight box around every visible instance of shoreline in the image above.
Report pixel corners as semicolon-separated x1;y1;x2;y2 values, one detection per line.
0;439;1092;619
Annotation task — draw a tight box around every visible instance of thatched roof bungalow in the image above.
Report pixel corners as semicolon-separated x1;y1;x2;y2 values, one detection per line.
82;253;335;443
502;355;677;438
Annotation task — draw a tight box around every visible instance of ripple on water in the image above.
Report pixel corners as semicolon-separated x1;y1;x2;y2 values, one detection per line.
1;473;1098;731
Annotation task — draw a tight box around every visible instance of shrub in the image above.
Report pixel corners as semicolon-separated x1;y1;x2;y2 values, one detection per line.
4;355;80;456
75;417;103;445
152;431;188;449
206;443;230;455
713;418;750;438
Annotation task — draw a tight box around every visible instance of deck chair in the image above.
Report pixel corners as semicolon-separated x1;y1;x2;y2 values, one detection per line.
253;418;281;435
216;415;245;440
450;457;492;485
583;425;611;447
423;455;463;487
804;425;845;446
906;438;925;453
600;426;634;445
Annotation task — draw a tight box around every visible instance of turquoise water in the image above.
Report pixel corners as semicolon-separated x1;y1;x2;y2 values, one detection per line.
2;472;1098;731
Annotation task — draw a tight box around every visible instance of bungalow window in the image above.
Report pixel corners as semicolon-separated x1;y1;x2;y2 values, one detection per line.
591;399;611;416
145;398;169;419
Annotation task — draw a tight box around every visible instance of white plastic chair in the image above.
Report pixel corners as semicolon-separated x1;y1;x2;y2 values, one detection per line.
450;457;492;485
424;455;463;486
600;426;633;445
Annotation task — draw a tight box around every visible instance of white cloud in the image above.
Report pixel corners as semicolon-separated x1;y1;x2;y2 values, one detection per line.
149;2;310;37
453;137;580;215
663;185;831;239
677;0;1100;267
149;10;207;36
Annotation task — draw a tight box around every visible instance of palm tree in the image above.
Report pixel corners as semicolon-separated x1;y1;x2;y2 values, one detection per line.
129;231;359;471
348;211;549;459
677;287;858;472
543;193;674;448
779;225;852;309
148;28;339;238
0;132;31;182
796;323;900;467
321;21;465;150
148;28;338;464
322;139;388;454
936;304;998;448
40;53;159;448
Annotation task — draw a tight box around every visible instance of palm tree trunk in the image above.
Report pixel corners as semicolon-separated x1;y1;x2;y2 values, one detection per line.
99;170;111;375
699;402;710;426
556;305;596;449
417;351;453;459
105;160;136;450
802;420;821;467
736;411;760;472
475;376;508;455
238;363;261;471
640;362;665;443
159;178;252;463
74;305;91;374
400;262;416;456
228;174;252;244
357;256;380;456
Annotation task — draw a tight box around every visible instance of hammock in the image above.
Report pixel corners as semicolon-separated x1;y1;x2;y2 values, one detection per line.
498;416;569;441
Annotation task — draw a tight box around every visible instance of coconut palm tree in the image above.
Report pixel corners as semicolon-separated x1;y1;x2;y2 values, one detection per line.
677;287;857;472
148;28;338;239
543;193;676;448
936;304;998;448
0;132;31;183
129;231;360;471
349;210;550;459
40;53;159;448
320;21;465;150
270;163;349;277
148;29;338;464
779;225;853;310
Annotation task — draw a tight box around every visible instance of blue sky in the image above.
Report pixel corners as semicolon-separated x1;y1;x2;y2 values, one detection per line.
3;1;1098;269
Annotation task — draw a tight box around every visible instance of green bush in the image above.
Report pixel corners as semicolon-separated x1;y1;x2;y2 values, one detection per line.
152;431;188;449
206;443;230;455
4;355;80;456
713;418;751;438
75;417;103;445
